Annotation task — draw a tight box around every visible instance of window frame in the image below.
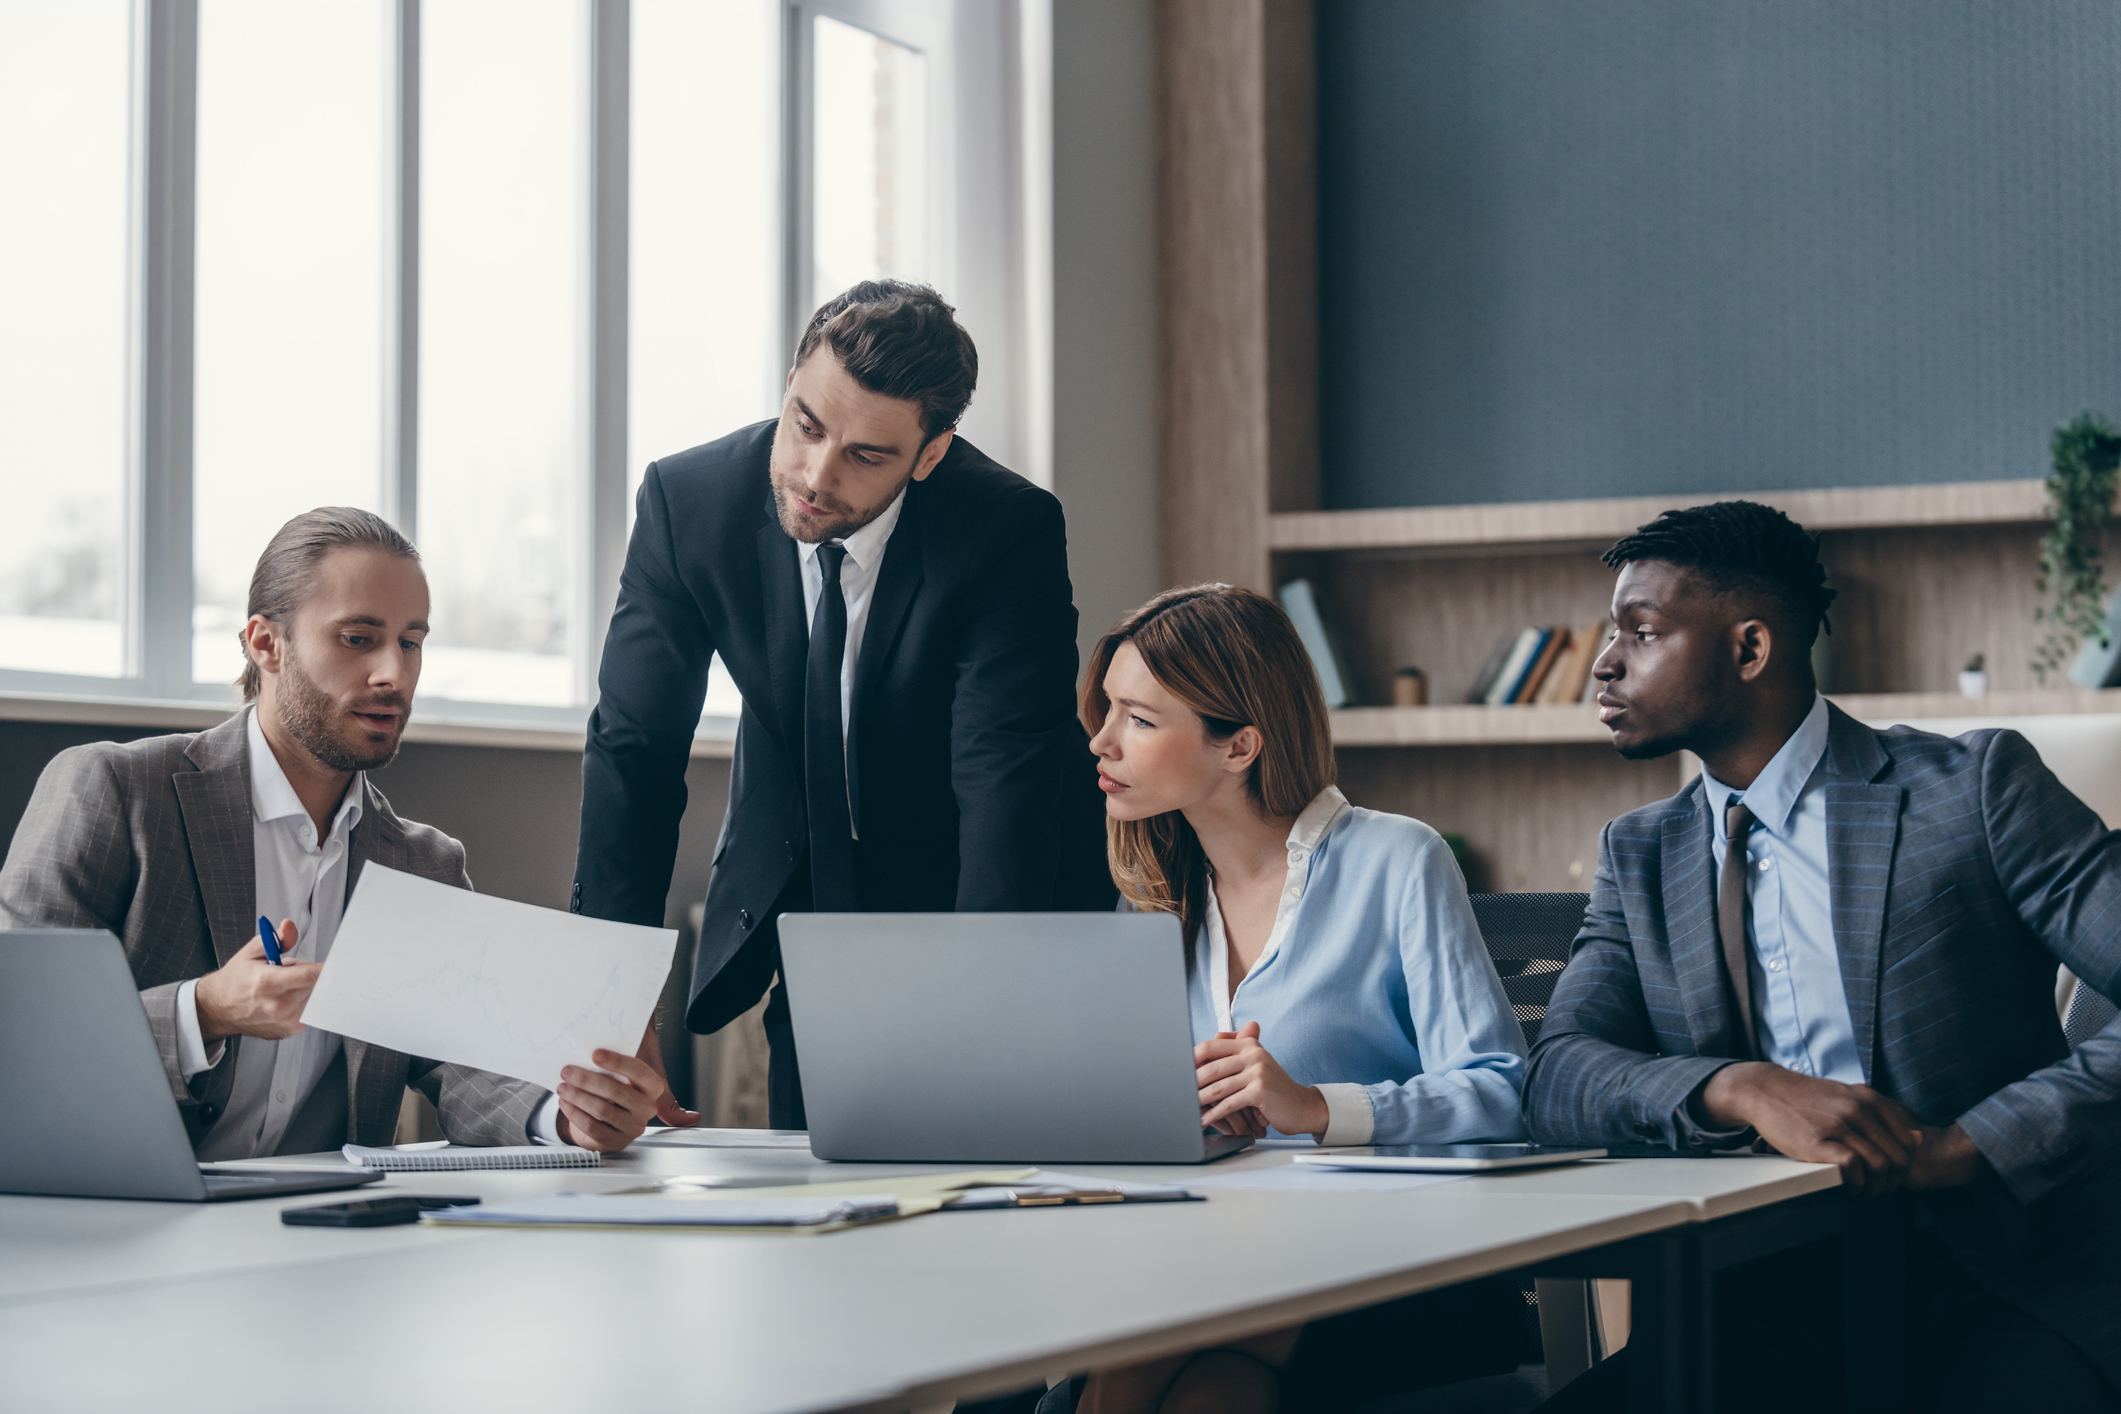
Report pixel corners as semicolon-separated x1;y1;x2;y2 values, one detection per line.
0;0;1043;741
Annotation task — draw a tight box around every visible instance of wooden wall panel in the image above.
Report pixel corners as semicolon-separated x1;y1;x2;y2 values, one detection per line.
1818;526;2120;695
1338;744;1688;894
1157;0;1317;592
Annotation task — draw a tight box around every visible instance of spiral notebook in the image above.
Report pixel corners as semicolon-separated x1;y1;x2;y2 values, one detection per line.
343;1143;600;1172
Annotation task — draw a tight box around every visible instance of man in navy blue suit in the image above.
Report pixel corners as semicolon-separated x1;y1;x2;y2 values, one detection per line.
572;281;1109;1131
1529;501;2119;1409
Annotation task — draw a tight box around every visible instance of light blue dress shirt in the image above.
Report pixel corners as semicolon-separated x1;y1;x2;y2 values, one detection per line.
1698;694;1865;1083
1187;788;1529;1145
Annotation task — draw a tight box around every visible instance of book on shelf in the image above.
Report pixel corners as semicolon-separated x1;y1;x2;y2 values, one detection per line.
1537;619;1609;705
1466;633;1516;703
1483;628;1547;706
1532;628;1581;704
1512;628;1569;704
1277;578;1352;709
1463;620;1610;708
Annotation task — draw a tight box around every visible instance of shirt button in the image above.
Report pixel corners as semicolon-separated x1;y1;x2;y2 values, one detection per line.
1759;858;1772;871
1286;885;1303;900
1768;960;1783;971
275;1090;288;1103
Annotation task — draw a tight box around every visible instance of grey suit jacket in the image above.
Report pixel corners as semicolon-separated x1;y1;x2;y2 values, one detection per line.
0;712;549;1150
1528;704;2121;1376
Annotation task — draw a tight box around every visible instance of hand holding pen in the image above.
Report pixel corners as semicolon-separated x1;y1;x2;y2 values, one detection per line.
193;916;319;1044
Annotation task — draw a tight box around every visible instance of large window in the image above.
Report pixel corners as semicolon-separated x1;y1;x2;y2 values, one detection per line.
0;0;1038;731
0;1;136;681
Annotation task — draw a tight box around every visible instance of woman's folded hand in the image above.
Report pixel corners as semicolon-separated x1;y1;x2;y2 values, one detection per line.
1195;1022;1330;1140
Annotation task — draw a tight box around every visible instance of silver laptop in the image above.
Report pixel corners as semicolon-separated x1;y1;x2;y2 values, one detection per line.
780;912;1253;1163
0;930;384;1202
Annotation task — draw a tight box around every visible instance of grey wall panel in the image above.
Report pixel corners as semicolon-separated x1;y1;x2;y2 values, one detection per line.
1317;0;2121;509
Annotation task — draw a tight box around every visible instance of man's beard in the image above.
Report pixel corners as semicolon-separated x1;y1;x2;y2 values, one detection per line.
769;463;904;544
276;647;406;773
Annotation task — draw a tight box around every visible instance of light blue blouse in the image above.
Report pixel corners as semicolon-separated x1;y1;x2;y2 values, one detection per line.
1189;788;1529;1145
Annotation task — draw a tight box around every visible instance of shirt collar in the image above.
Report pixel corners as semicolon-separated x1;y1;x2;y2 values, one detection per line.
1286;785;1350;860
246;706;364;839
796;483;908;576
1700;692;1829;840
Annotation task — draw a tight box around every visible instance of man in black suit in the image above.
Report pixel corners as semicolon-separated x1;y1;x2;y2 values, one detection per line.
573;281;1108;1129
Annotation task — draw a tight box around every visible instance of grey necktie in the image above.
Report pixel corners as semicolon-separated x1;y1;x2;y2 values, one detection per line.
1717;800;1759;1060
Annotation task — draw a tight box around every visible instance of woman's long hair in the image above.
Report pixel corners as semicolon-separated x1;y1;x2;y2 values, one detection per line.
1079;584;1337;939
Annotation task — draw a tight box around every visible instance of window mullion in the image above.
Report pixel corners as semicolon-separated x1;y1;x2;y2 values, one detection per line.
139;0;198;702
384;0;420;542
585;0;629;705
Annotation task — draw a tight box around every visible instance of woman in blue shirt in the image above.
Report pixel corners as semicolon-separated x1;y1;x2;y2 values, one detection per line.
1066;583;1530;1414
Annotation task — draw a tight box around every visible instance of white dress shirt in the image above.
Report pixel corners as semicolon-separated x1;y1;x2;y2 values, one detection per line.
177;709;560;1156
796;485;908;837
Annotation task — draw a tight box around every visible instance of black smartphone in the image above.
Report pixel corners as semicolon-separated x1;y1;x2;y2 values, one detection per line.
281;1195;481;1227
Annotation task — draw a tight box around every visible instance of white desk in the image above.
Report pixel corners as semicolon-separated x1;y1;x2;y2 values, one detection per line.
0;1146;1838;1414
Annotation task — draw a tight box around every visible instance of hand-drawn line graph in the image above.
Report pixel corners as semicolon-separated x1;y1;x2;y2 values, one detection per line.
302;866;676;1092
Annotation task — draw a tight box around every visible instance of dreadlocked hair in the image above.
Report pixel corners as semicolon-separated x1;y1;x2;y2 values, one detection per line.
1602;500;1837;646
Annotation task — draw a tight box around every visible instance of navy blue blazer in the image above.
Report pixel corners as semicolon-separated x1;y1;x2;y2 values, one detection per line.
1528;704;2120;1376
572;421;1111;1036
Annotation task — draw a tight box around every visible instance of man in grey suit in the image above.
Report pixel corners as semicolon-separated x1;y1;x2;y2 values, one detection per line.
1529;502;2119;1408
0;508;673;1157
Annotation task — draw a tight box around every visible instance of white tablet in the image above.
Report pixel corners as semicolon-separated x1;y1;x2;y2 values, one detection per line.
1294;1144;1608;1173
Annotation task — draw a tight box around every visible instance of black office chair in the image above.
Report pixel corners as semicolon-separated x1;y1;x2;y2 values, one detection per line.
2062;969;2118;1050
1470;892;1589;1050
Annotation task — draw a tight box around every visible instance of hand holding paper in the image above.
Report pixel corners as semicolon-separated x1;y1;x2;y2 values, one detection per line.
301;865;677;1093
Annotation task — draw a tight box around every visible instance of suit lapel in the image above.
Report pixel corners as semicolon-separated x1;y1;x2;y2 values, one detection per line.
173;716;257;968
1660;792;1742;1055
758;504;807;756
846;491;925;831
1819;704;1900;1083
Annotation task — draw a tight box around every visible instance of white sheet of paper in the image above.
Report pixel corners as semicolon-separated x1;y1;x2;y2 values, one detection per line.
301;865;676;1092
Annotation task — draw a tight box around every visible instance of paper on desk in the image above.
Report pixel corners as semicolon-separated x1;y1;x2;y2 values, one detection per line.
1187;1166;1465;1193
631;1127;814;1150
301;865;676;1092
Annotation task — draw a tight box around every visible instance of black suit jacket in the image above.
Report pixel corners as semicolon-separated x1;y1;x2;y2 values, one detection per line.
1528;705;2120;1378
573;420;1110;1041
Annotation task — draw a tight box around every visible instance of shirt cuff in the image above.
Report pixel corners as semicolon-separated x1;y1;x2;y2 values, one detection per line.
1316;1083;1376;1146
175;978;226;1078
530;1092;565;1145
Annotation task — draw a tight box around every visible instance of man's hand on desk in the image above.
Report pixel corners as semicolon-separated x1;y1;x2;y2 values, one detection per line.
1699;1062;1931;1198
555;1048;668;1151
194;921;318;1043
1903;1123;1987;1190
637;1022;700;1129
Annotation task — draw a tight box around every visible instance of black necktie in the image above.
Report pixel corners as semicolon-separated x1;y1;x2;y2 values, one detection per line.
1717;799;1759;1060
805;545;859;910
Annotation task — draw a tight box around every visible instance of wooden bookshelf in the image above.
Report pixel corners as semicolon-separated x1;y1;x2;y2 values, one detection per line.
1331;688;2121;748
1270;478;2049;554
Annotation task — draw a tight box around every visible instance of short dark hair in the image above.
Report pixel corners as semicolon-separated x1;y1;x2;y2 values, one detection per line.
1602;500;1837;645
238;507;419;701
793;280;978;439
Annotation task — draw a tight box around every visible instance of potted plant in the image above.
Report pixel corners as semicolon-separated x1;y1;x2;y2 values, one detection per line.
2033;414;2121;684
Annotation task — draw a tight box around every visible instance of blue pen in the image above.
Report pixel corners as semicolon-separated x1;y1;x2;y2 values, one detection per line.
257;915;283;966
